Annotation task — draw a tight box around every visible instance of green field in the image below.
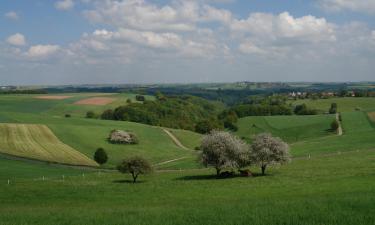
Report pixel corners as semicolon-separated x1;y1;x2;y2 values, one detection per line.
0;94;195;167
0;150;374;225
236;114;335;142
292;97;375;112
1;93;375;225
0;123;97;166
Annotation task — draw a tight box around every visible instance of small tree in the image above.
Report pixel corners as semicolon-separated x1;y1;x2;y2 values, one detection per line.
250;133;290;175
329;103;337;114
117;156;152;183
86;111;96;119
94;148;108;165
101;109;114;120
200;130;249;176
331;120;339;132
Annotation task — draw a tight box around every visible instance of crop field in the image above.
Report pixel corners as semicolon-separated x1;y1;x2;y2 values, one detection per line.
0;123;98;167
291;97;375;112
236;114;335;142
0;150;374;225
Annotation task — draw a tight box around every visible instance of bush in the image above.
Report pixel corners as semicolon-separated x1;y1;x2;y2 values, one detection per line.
117;156;152;183
294;104;318;115
86;111;96;119
94;148;108;165
135;95;145;102
329;103;337;114
109;130;139;144
195;120;223;134
101;109;114;120
65;114;71;118
331;120;339;131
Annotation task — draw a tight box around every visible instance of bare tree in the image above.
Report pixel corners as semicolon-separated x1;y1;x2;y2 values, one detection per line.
250;133;291;175
200;130;249;176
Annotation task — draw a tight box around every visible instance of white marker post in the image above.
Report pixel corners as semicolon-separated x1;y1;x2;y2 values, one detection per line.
7;179;10;185
42;176;45;181
62;175;65;182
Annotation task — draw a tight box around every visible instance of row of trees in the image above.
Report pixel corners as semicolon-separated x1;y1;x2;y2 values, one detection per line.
200;131;291;176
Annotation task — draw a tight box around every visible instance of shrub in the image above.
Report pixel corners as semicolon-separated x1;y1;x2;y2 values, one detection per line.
195;120;223;134
331;120;339;131
65;114;71;118
109;130;139;144
135;95;145;102
329;103;337;114
94;148;108;165
86;111;96;119
101;109;114;120
117;156;152;183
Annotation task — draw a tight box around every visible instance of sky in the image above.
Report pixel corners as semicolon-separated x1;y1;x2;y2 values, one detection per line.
1;0;375;85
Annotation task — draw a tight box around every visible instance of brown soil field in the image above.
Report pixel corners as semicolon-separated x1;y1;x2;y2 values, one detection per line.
35;96;72;100
74;97;115;106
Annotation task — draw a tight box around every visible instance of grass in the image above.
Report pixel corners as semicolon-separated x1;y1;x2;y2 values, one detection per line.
368;112;375;123
0;94;193;167
168;128;202;149
236;114;335;143
0;123;98;167
291;97;375;112
0;150;374;225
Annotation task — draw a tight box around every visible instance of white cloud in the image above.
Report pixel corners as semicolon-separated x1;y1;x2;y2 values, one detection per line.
231;12;336;43
4;11;19;20
25;45;61;58
55;0;75;11
7;33;26;46
318;0;375;14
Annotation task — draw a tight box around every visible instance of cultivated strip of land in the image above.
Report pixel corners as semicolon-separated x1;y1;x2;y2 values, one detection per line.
0;124;98;167
74;97;115;106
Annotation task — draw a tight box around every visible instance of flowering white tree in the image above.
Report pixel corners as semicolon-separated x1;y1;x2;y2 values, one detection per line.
250;133;291;175
200;130;249;176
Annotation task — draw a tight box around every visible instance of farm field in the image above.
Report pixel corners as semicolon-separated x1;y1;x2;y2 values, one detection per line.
0;123;97;166
0;150;374;225
291;97;375;112
236;114;335;142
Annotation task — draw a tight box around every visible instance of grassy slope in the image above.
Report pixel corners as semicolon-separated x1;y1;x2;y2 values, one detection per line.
0;150;374;225
0;94;195;167
236;114;335;143
292;97;375;112
291;111;375;157
168;128;202;149
0;124;97;166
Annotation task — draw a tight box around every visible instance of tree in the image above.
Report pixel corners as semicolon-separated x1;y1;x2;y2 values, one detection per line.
200;130;249;176
94;148;108;165
329;103;337;114
195;120;222;134
250;133;290;175
135;95;145;102
101;109;114;120
86;111;96;119
117;156;152;183
331;120;339;132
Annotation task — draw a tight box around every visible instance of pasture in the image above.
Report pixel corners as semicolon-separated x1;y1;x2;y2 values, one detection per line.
0;150;374;225
291;97;375;112
236;114;335;142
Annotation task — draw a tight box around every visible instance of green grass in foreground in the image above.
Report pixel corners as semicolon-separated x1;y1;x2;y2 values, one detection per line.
0;150;374;225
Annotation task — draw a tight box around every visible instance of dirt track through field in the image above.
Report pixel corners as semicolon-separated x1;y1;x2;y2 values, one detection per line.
162;129;189;150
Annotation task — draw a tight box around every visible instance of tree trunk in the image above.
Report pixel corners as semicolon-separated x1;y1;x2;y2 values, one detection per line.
131;172;138;183
216;168;221;176
261;165;267;175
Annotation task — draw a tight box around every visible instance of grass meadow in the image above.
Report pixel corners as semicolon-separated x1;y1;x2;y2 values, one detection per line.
0;150;374;225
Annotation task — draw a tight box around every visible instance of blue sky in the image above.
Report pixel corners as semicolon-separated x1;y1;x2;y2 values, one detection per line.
1;0;375;85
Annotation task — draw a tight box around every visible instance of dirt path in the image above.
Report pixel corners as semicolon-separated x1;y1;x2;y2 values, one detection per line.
162;128;189;150
154;157;189;166
336;113;343;136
